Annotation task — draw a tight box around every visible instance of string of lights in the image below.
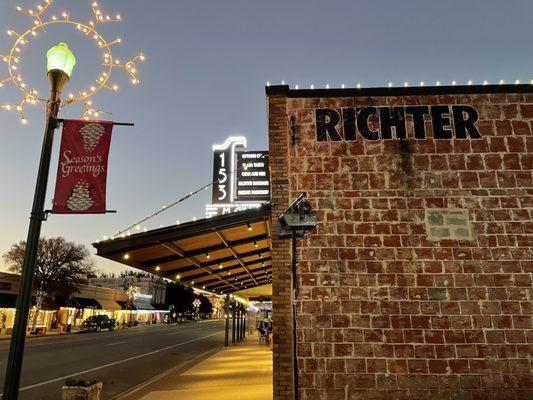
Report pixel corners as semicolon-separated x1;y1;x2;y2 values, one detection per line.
104;155;262;241
267;79;533;89
0;0;144;124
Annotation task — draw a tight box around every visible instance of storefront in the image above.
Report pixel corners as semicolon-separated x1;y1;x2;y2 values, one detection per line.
266;84;533;399
0;272;56;334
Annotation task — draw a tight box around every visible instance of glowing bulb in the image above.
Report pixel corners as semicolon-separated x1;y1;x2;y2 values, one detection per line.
206;252;210;259
420;81;425;86
176;274;181;280
404;82;408;87
483;80;488;85
499;80;505;85
515;79;520;84
123;253;130;260
356;83;361;89
155;266;160;271
7;30;12;36
388;82;392;87
436;81;440;86
21;118;27;125
310;84;314;89
468;80;473;85
341;84;345;88
326;84;330;89
452;80;456;86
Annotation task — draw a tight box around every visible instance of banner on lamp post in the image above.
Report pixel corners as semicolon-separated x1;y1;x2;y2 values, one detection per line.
52;119;114;214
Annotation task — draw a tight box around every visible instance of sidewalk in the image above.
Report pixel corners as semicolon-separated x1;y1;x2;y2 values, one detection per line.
124;335;273;400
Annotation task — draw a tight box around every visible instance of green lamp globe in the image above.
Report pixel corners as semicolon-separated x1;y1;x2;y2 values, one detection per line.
46;42;76;78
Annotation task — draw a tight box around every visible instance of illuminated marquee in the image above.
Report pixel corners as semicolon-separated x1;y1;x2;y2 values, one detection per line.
206;137;270;218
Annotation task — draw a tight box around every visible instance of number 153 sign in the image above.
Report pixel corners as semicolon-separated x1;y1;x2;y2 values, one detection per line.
211;137;247;204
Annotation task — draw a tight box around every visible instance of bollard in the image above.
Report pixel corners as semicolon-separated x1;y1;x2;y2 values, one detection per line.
224;295;230;347
242;311;246;339
62;379;102;400
236;308;241;342
231;308;236;344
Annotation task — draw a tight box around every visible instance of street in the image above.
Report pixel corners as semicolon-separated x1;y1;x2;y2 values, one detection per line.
0;320;225;400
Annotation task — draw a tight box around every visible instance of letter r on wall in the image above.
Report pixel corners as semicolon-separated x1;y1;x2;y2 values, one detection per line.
316;109;342;141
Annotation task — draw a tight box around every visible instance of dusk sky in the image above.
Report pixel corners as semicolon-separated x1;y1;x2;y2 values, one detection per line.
0;0;531;274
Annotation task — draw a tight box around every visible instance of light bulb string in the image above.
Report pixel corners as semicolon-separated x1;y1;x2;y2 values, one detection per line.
111;154;266;239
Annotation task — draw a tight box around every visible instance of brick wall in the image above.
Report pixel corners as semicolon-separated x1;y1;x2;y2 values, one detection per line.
268;92;295;400
267;87;533;400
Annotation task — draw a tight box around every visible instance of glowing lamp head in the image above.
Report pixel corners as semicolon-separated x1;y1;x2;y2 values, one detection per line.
47;42;76;77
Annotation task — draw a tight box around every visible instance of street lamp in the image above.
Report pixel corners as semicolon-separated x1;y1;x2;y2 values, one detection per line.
3;42;75;400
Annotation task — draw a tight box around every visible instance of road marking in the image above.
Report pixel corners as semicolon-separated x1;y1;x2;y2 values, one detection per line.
105;341;127;346
12;330;224;393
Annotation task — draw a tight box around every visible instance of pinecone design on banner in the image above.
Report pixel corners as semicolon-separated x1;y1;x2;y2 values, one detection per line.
67;180;94;211
79;123;105;152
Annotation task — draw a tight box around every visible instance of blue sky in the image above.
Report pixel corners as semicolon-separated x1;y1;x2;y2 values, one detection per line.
0;0;531;273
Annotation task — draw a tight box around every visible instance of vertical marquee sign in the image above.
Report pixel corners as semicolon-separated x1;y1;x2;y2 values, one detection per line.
211;137;246;204
52;119;114;214
206;137;270;218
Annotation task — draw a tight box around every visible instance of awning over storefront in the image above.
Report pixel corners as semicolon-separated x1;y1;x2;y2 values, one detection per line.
133;301;155;310
93;206;272;295
72;297;102;309
95;299;122;310
117;301;131;310
0;293;17;308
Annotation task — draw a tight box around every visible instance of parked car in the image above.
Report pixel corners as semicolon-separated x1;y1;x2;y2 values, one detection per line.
83;315;116;332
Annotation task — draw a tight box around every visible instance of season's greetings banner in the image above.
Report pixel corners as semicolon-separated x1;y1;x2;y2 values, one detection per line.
52;119;114;214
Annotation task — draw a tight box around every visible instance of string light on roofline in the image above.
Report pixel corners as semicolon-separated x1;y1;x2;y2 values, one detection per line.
1;0;144;124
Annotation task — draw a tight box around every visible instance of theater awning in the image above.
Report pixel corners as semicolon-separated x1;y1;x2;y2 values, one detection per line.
93;205;272;295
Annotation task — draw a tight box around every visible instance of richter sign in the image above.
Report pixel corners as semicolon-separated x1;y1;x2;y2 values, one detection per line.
316;105;483;141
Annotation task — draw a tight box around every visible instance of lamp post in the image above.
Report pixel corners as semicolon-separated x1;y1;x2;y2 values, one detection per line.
2;42;75;400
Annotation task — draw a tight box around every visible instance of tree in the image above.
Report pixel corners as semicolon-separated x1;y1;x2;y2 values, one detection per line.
198;295;213;317
3;237;95;329
165;283;195;315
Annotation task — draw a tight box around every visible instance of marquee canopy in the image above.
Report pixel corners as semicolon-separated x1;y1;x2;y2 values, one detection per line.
93;205;272;295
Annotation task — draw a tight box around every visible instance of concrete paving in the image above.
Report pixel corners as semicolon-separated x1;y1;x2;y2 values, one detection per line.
124;335;273;400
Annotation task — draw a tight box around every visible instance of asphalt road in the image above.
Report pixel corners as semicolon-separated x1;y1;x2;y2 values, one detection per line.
0;320;225;400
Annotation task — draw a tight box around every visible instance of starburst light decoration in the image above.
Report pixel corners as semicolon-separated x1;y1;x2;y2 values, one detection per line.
0;0;145;124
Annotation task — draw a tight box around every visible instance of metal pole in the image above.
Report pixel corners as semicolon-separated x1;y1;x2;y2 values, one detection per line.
2;71;66;400
236;307;241;342
231;304;236;344
242;310;246;339
292;231;299;400
224;295;229;347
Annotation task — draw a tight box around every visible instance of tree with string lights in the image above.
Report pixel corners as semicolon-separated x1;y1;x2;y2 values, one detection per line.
2;237;95;331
